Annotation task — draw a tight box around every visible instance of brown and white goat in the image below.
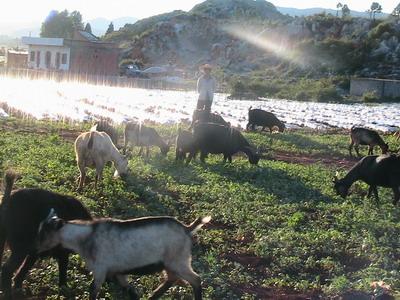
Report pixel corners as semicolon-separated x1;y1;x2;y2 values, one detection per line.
37;211;211;300
74;131;128;190
123;122;170;157
349;126;388;157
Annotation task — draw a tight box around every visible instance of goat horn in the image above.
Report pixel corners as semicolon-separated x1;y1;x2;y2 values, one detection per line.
45;208;57;222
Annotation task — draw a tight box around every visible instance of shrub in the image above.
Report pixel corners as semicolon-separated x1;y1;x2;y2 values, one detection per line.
362;90;380;102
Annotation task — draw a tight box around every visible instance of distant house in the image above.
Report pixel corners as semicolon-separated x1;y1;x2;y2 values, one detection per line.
6;50;28;68
22;31;119;76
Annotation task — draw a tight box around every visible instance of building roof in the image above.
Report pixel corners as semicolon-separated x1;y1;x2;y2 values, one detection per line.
21;37;64;46
7;50;28;55
75;30;99;42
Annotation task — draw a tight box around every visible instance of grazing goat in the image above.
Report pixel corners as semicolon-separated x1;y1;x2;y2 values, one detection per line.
333;154;400;205
37;211;211;300
124;122;170;157
175;128;196;161
75;131;128;190
91;120;119;147
246;107;285;133
186;122;260;165
189;109;229;130
0;171;92;299
349;126;388;157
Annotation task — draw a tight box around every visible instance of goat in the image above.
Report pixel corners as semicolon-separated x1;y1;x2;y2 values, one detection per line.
175;128;196;161
349;126;388;157
189;109;229;130
186;122;260;165
91;120;119;147
123;122;170;157
333;154;400;206
37;211;211;300
0;171;92;299
75;131;128;190
246;107;285;133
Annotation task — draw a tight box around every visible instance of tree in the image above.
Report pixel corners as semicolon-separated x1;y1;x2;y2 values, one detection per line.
106;22;114;35
40;10;84;38
392;3;400;18
336;2;343;17
84;23;92;34
342;4;351;17
367;2;383;20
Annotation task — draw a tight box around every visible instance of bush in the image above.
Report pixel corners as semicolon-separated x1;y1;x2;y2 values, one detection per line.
362;90;380;102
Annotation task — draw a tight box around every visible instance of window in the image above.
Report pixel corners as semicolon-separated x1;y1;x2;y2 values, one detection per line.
36;51;40;68
30;51;35;62
45;51;51;68
61;53;67;64
55;52;60;69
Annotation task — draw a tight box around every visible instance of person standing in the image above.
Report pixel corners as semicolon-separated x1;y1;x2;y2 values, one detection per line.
197;64;216;112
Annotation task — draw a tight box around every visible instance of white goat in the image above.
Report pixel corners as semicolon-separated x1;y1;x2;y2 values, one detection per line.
37;210;211;300
74;131;128;190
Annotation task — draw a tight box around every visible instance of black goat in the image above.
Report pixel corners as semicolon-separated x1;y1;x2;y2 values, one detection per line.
333;154;400;205
176;128;196;161
186;123;260;165
124;122;170;157
349;126;388;157
0;171;92;299
246;108;285;133
189;110;229;130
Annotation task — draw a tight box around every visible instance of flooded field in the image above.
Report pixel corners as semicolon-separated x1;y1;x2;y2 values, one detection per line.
0;76;399;132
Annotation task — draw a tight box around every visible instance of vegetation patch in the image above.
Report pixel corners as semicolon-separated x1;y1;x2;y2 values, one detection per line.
0;118;399;299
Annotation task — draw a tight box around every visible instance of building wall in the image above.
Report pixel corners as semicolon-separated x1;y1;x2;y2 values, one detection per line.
6;51;28;68
69;44;119;76
350;78;400;98
27;45;70;71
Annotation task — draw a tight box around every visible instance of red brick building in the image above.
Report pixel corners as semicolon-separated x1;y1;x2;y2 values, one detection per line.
6;50;28;68
22;31;119;76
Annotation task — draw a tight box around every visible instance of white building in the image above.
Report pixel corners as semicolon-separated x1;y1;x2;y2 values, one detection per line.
21;37;70;71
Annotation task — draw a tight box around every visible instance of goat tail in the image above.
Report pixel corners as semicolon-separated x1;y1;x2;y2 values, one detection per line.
249;106;252;111
2;170;17;209
187;216;211;235
87;131;95;150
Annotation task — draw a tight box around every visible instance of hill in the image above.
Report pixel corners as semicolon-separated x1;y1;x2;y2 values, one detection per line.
277;6;389;18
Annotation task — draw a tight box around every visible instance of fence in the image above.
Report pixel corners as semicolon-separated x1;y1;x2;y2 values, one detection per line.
0;67;197;91
350;77;400;98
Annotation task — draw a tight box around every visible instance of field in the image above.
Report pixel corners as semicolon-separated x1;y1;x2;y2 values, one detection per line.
0;117;400;299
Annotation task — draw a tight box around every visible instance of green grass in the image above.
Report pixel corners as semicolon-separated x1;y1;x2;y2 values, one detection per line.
0;118;399;299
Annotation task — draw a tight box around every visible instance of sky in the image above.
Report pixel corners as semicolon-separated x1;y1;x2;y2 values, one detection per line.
0;0;398;25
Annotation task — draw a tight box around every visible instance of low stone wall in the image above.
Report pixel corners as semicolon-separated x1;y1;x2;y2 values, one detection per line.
350;77;400;98
0;67;196;91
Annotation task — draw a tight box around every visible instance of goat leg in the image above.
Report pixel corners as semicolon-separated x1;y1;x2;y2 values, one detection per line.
115;275;139;300
348;142;354;157
368;185;379;206
2;252;27;299
13;254;38;289
392;187;400;206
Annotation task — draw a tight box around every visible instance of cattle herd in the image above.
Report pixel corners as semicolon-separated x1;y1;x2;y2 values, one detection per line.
0;106;399;300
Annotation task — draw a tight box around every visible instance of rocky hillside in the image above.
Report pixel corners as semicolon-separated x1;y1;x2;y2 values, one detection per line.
104;0;400;80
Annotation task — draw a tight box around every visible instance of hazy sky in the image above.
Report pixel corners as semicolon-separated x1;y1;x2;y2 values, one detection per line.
1;0;398;24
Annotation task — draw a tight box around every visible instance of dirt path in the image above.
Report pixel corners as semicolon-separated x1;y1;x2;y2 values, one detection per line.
271;150;358;169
